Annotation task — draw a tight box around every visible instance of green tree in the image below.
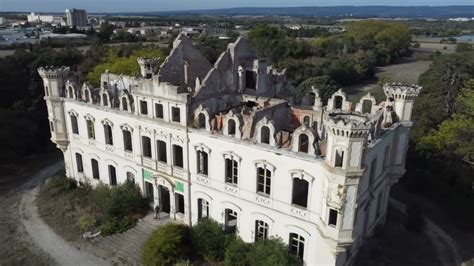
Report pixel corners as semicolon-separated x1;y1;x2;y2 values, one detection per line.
143;223;192;266
97;22;114;42
192;219;232;261
294;75;340;104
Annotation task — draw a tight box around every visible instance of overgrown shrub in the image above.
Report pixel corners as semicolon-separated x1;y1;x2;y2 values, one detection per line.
43;175;77;196
78;214;97;232
224;238;252;266
100;216;135;236
192;219;233;261
143;223;192;266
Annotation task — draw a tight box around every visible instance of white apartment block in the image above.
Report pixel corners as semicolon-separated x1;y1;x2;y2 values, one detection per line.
65;8;87;27
38;34;421;265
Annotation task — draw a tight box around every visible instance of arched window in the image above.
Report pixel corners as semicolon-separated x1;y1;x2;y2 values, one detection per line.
108;165;117;186
197;113;206;129
70;114;79;134
91;159;99;180
303;116;310;125
68;86;74;99
292;178;309;208
298;134;309;153
257;167;271;195
142;136;152;158
224;209;238;233
126;171;135;183
362;100;372;114
84;89;90;102
335;95;343;109
197;150;208;175
198;198;209;220
228;119;236;136
122;97;128;111
123;130;132;152
260;126;270;144
335;149;344;167
255;220;269;241
289;233;305;259
102;93;108;106
104;124;113;145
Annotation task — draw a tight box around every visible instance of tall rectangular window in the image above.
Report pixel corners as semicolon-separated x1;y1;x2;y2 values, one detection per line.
108;165;117;186
155;103;164;118
75;153;83;173
70;115;79;134
142;136;152;158
86;120;95;139
123;130;132;152
173;145;183;168
198;198;209;220
140;100;148;115
91;159;100;180
225;159;238;185
292;178;309;208
257;167;271;195
157;140;167;163
329;208;338;226
171;107;180;122
197;151;208;175
104;124;113;145
175;193;185;214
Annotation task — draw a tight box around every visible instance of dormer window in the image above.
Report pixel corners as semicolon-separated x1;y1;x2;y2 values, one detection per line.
102;93;108;106
260;126;270;144
122;97;128;111
245;70;256;89
298;134;309;153
228;119;236;136
197;113;206;129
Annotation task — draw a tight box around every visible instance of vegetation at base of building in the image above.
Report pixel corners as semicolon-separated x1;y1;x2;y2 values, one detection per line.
38;175;149;239
404;49;474;230
405;203;426;233
143;223;192;266
143;218;302;266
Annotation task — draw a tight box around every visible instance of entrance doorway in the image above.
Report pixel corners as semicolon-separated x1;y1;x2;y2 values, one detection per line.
158;185;171;213
145;181;154;206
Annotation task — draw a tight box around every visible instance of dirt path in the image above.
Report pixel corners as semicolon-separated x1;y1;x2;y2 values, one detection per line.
18;161;110;266
390;198;461;266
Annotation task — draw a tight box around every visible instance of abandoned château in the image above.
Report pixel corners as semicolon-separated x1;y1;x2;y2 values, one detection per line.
38;34;421;265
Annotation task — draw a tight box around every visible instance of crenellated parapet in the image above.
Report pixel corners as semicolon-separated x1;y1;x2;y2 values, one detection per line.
323;112;373;139
383;82;422;100
38;66;70;80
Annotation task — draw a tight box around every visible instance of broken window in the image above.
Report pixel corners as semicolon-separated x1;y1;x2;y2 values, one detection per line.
75;153;83;173
102;93;108;106
84;89;90;102
173;144;183;168
70;114;79;134
155;103;163;118
292;178;309;208
126;171;135;183
157;140;167;163
335;96;343;109
303;115;310;125
298;134;309;153
329;208;338;226
122;97;128;111
140;100;148;115
91;159;100;180
142;136;152;158
225;208;238;234
104;124;113;145
362;100;372;114
171;107;181;122
289;233;305;259
257;167;271;195
198;198;209;220
108;165;117;186
260;126;270;144
123;130;133;152
225;159;238;185
335;150;344;167
86;119;95;139
228;119;236;136
68;87;74;98
245;70;256;89
175;193;185;214
197;113;206;129
255;220;268;241
197;150;208;175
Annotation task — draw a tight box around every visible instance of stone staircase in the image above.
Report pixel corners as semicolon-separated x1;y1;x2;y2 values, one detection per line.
92;212;172;265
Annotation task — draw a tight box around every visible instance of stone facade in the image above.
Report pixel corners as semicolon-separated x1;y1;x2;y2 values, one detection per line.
38;33;421;265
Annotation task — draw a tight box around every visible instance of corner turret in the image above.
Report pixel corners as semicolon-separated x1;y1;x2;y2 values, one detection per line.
383;83;422;125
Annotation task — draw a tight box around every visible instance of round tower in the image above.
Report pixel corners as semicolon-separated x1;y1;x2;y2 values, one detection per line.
137;57;160;79
38;66;70;151
322;112;373;170
383;83;422;125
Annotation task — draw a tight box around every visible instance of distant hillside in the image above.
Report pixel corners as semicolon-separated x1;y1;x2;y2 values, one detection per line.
119;6;473;18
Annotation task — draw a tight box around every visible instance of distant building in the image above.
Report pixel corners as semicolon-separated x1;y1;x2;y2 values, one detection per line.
65;9;87;27
27;12;54;23
0;17;5;26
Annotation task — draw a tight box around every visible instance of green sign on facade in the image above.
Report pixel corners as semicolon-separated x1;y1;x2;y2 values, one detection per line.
176;181;185;192
143;169;154;182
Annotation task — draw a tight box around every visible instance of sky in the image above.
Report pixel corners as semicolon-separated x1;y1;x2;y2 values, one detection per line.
0;0;473;13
